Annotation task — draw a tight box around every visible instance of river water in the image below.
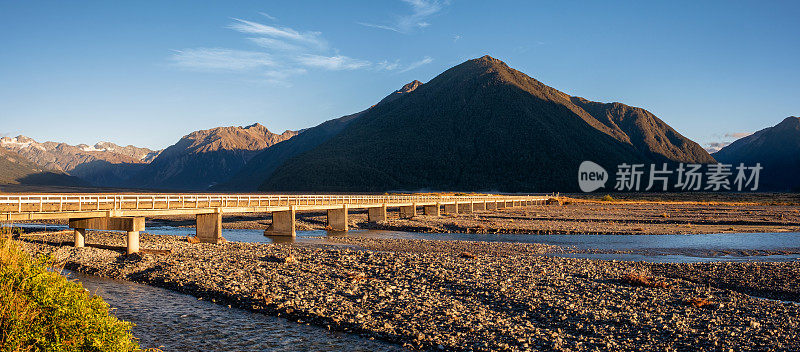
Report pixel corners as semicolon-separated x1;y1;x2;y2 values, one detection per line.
63;269;402;351
17;222;800;263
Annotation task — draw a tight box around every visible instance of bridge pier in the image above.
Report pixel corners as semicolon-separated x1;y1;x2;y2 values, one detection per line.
73;228;86;248
368;204;387;222
399;204;416;219
126;231;139;254
327;205;348;231
265;206;296;236
423;204;440;216
444;202;458;214
196;212;225;244
68;216;145;254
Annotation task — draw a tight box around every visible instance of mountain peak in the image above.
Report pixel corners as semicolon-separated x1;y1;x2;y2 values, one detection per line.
375;80;425;106
475;55;503;63
244;122;266;130
398;80;423;94
780;116;800;126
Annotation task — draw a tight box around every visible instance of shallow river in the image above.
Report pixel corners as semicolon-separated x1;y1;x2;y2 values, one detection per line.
63;269;402;351
19;222;800;263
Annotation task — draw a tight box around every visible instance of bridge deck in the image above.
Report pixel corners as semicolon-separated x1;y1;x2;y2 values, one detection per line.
1;194;549;221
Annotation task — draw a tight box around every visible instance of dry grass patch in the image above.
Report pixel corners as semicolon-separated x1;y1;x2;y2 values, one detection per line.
686;298;715;309
620;272;670;289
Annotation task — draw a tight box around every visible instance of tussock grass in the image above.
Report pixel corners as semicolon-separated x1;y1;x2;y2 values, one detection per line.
620;271;669;289
686;298;715;309
0;226;144;352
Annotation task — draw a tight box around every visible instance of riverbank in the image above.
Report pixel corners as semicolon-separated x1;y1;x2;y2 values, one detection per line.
18;232;800;351
0;236;141;351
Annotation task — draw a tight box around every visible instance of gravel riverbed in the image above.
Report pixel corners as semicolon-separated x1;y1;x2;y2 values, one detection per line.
18;232;800;351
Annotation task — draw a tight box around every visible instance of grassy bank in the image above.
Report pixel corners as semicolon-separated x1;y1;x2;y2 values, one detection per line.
0;230;142;352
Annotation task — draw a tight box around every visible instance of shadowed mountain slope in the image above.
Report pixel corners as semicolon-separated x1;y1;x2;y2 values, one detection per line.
215;81;424;191
713;116;800;191
0;148;85;186
132;123;297;190
260;56;713;192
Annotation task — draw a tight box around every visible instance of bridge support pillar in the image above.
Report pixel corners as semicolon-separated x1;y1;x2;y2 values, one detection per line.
69;217;144;253
473;202;486;211
327;205;348;231
399;204;416;219
458;202;473;214
73;228;86;248
126;231;140;254
368;205;387;223
265;207;296;236
444;202;458;214
423;204;440;216
196;212;225;244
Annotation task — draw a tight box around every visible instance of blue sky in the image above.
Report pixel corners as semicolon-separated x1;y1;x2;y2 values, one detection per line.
1;0;798;151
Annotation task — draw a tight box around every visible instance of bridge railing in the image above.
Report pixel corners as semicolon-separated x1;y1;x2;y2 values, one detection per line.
0;194;540;214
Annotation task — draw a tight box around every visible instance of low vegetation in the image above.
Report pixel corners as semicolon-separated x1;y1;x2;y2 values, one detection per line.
0;228;142;352
620;271;669;289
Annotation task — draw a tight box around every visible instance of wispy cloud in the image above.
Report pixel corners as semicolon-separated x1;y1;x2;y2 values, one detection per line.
259;12;277;21
297;55;371;70
247;37;304;52
376;59;402;71
399;56;433;73
171;15;433;84
360;0;449;34
170;48;274;71
228;18;327;50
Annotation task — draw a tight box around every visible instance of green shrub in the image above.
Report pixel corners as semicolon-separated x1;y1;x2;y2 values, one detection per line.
0;232;142;352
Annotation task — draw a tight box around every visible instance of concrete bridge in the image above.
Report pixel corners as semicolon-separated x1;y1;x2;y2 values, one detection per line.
1;194;553;254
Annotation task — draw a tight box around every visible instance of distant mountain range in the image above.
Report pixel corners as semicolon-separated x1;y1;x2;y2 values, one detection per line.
1;124;296;190
2;56;796;192
0;136;160;172
0;147;84;186
713;116;800;191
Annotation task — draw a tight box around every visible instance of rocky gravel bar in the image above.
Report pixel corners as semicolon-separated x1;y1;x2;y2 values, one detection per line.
18;232;800;351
